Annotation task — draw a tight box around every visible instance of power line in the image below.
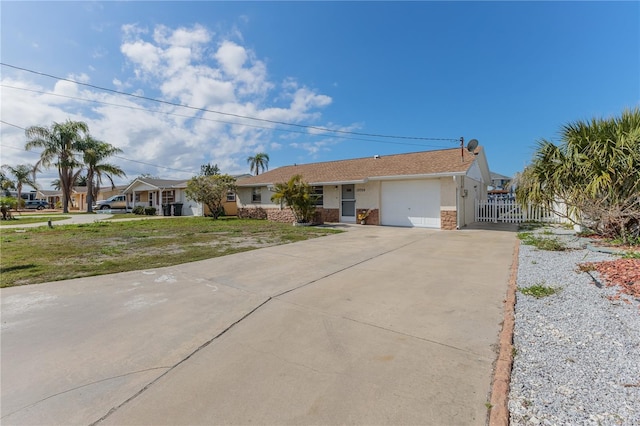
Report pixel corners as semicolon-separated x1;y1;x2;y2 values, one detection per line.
0;84;454;149
0;120;195;175
1;62;459;143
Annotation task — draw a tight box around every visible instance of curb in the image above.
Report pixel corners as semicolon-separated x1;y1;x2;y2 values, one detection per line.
489;239;520;425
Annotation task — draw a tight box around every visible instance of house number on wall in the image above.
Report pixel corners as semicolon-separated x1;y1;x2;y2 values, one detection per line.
356;188;366;192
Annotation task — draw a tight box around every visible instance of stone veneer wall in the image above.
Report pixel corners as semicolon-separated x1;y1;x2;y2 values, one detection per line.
237;207;267;219
239;207;331;225
266;208;296;223
440;210;457;230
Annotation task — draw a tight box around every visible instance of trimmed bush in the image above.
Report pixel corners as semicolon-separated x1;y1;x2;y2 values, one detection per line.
144;207;157;216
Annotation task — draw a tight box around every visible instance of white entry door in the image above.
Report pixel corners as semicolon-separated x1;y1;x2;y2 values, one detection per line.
340;184;356;222
381;179;441;228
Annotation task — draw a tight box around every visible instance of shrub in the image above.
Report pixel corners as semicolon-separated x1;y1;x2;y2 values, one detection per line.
132;206;145;215
520;284;559;298
144;207;156;216
518;232;567;251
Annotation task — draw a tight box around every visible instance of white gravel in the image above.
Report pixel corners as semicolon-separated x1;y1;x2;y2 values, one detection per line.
509;228;640;425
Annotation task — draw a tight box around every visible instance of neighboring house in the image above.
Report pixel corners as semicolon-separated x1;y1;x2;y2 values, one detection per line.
123;178;201;216
69;186;88;211
204;173;252;217
489;172;511;190
96;185;127;201
236;147;491;230
35;190;61;208
488;172;514;201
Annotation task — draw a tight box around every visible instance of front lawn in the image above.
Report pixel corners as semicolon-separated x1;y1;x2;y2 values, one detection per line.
0;217;341;287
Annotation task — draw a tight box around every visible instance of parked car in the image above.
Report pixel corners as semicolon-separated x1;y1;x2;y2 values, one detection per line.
24;199;49;210
93;195;128;211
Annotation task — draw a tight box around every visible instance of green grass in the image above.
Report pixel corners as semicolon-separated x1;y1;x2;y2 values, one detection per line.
518;222;545;231
519;284;559;298
0;216;71;226
0;217;341;288
517;232;567;251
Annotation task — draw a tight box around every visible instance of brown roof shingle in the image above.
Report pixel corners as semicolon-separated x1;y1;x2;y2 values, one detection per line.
237;148;481;186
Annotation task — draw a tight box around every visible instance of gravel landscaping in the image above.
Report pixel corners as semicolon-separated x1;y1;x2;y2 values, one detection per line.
509;227;640;425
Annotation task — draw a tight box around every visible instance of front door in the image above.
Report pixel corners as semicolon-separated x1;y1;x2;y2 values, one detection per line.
340;184;356;222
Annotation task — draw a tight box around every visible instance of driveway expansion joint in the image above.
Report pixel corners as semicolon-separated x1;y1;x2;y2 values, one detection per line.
0;367;171;421
89;297;273;425
90;236;425;424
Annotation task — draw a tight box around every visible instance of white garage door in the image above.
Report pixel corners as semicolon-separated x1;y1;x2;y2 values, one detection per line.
381;179;441;228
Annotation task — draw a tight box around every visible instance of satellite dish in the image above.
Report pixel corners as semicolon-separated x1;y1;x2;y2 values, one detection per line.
466;139;479;153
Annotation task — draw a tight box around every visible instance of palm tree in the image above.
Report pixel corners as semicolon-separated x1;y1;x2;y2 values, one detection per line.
270;174;317;223
1;164;38;210
79;136;126;213
516;107;640;242
0;170;15;196
75;175;88;187
247;152;270;176
25;120;89;213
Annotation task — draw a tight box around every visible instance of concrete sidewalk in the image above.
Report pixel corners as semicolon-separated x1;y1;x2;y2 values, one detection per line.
0;212;180;229
0;225;517;425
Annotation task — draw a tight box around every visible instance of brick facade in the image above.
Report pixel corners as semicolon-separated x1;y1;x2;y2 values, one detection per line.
320;208;339;223
440;210;457;230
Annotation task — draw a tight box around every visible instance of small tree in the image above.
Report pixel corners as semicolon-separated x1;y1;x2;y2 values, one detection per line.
270;174;317;224
0;196;17;220
1;164;38;212
185;174;237;219
200;163;220;176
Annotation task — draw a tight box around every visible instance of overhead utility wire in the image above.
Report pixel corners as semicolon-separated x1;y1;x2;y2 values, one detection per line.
1;84;453;149
0;120;196;175
1;63;459;143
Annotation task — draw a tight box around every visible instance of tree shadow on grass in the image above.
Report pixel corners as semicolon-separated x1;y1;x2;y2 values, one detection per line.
0;264;37;273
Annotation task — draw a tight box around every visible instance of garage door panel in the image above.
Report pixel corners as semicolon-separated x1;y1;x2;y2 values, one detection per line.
381;180;441;228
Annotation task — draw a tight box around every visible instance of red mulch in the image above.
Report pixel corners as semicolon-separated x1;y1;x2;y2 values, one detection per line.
581;258;640;300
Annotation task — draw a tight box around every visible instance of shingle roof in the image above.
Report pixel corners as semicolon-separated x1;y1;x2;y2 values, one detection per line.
237;148;481;186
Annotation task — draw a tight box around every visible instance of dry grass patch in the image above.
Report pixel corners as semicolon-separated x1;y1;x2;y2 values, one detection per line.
0;217;341;287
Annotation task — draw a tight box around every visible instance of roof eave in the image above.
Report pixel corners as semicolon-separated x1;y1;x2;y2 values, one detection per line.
369;171;467;181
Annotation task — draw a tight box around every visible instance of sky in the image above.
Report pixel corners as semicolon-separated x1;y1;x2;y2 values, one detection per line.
1;1;638;190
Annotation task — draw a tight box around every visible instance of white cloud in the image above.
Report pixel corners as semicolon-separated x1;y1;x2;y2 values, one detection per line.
215;41;247;76
1;23;348;189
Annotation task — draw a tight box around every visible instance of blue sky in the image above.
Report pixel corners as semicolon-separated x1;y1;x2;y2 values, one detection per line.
1;1;638;188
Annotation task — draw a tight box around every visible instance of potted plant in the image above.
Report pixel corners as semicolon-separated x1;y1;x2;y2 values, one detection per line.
357;209;371;225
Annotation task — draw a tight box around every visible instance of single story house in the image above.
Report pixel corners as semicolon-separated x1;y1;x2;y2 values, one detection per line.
235;147;491;230
122;176;248;216
123;178;201;216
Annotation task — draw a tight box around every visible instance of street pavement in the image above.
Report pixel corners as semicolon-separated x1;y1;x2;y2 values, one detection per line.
0;224;517;425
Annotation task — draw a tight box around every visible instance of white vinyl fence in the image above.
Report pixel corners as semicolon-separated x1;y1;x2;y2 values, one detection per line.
475;199;568;224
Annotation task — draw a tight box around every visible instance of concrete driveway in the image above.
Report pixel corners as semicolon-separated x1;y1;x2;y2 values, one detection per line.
0;225;516;425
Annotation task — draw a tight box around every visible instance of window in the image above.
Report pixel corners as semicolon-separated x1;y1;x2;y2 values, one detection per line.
162;190;175;204
252;187;262;203
226;192;236;202
312;186;323;206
